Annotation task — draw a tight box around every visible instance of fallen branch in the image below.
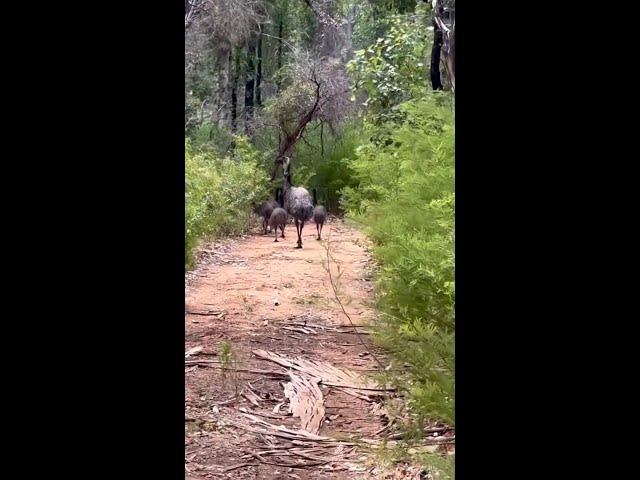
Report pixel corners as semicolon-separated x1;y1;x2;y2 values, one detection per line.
333;328;372;335
287;321;326;329
282;326;318;335
323;381;394;391
246;450;326;469
218;394;242;406
186;310;223;316
242;389;263;408
223;462;255;473
185;346;203;357
184;361;288;378
240;408;290;420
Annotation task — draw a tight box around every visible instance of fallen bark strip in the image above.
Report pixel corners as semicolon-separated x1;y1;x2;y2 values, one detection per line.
227;416;358;446
242;413;329;441
252;350;391;392
283;372;325;434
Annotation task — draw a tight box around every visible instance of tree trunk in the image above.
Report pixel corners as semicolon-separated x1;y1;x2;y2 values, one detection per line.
446;22;455;92
276;19;283;92
430;18;443;90
256;24;263;109
431;0;455;93
231;49;240;134
244;39;256;136
217;49;231;129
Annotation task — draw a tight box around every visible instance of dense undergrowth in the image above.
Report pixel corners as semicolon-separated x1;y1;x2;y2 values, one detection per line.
343;95;455;425
185;137;268;269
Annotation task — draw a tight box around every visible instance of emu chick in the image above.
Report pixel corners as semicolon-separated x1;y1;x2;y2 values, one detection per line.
313;205;327;240
268;208;287;242
253;199;279;234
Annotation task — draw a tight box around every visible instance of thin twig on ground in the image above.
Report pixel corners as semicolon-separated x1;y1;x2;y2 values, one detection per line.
223;463;255;473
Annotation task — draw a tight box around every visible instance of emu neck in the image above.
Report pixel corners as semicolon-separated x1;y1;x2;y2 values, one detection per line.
283;170;293;195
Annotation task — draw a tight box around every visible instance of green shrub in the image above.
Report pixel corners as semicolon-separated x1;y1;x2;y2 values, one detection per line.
291;122;363;212
185;136;269;270
343;94;455;424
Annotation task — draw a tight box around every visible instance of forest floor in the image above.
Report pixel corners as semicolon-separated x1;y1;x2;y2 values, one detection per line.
185;219;449;480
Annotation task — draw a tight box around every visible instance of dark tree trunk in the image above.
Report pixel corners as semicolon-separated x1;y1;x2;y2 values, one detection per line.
430;18;443;90
244;39;256;135
276;19;283;92
231;49;240;134
256;24;263;108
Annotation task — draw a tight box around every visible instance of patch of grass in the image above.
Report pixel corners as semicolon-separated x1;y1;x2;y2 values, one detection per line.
241;296;255;313
367;443;454;480
218;340;240;395
293;294;324;305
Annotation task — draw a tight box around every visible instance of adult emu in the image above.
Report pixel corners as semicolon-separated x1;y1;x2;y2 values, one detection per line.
277;156;313;248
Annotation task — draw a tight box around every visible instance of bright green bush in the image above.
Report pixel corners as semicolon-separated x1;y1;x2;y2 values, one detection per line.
342;94;455;424
185;136;269;270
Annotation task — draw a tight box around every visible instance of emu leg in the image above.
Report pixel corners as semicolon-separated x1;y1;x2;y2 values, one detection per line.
274;224;278;242
316;223;320;240
294;218;302;248
280;225;285;238
299;221;305;248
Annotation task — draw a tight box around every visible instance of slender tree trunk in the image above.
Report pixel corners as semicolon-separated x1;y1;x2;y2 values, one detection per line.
430;19;443;90
256;24;263;109
276;19;283;92
231;49;240;134
217;49;231;129
244;39;256;136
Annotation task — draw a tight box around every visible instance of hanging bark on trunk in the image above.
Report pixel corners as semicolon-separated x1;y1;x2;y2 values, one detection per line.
432;0;455;93
256;24;264;109
244;38;256;136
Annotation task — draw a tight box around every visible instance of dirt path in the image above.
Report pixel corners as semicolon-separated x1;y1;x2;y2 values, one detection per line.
185;219;396;479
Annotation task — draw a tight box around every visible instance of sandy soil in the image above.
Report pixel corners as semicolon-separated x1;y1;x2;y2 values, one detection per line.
185;219;404;479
